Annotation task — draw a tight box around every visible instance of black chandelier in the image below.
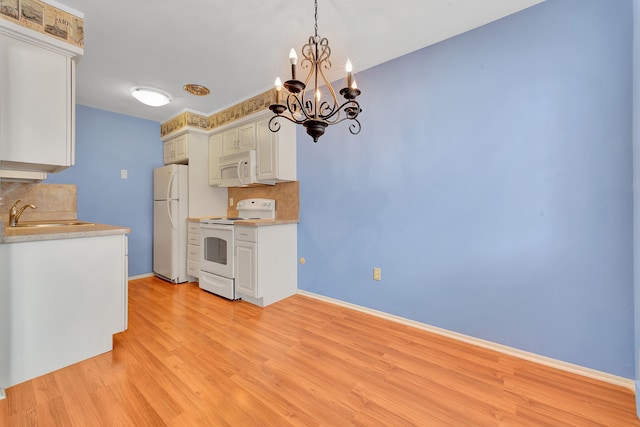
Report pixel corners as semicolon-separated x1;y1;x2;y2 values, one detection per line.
269;0;362;143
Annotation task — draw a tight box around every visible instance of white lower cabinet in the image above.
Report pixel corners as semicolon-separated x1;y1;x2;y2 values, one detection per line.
234;224;297;307
187;221;201;279
235;239;257;297
0;233;128;389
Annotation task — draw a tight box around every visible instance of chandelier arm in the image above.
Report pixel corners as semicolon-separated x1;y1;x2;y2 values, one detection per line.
316;37;331;68
320;100;362;122
301;36;317;89
286;92;314;123
269;113;313;131
268;115;282;132
317;100;337;120
348;119;362;135
316;64;339;114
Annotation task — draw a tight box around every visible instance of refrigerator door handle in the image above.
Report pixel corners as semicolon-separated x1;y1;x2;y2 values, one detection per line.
166;169;177;230
167;200;176;230
166;169;176;200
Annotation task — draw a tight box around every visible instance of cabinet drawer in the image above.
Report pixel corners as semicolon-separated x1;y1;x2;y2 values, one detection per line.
187;222;200;234
187;260;200;277
235;226;257;242
187;243;200;261
188;232;200;246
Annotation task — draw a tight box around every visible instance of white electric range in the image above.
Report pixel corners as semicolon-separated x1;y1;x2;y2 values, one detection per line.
199;198;275;299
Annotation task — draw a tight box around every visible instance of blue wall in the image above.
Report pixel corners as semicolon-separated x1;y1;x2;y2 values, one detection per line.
45;105;162;276
43;0;634;380
297;0;634;378
633;0;640;409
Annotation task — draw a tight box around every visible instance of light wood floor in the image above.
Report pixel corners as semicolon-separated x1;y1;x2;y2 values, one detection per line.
1;276;638;426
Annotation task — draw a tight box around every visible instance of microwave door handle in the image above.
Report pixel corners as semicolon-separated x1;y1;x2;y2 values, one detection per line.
237;160;245;185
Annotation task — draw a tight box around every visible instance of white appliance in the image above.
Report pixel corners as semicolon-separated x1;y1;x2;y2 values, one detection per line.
153;164;189;283
199;198;275;299
219;149;257;187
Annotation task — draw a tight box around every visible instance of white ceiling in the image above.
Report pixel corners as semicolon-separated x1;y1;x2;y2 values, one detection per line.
57;0;544;124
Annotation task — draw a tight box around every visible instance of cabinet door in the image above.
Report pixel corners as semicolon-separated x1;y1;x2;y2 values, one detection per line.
173;134;188;163
163;140;175;164
256;118;276;180
255;116;296;183
164;134;188;165
235;240;258;298
0;33;73;171
238;122;256;152
208;133;222;185
221;128;238;156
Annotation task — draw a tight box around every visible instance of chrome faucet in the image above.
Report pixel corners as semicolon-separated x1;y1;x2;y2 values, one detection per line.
9;200;37;227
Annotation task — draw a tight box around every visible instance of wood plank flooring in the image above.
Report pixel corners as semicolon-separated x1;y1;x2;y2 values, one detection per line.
1;276;638;426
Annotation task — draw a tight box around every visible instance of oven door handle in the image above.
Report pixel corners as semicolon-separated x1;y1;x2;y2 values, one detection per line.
201;223;232;231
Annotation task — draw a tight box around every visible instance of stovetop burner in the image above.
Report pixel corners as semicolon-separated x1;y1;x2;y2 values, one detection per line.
200;199;275;225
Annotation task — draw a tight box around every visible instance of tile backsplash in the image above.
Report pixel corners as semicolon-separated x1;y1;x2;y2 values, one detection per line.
227;181;299;220
0;182;77;224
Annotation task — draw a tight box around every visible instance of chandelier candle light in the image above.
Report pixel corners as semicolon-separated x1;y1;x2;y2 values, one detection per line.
269;0;362;142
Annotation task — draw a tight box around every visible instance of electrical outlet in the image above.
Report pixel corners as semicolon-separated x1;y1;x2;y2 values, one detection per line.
373;267;381;281
229;197;234;206
120;169;128;179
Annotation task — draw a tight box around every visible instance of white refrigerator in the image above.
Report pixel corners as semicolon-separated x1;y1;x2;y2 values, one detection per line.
153;164;189;283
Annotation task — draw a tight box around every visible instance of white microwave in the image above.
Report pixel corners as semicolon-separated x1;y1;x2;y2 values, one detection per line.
219;149;257;187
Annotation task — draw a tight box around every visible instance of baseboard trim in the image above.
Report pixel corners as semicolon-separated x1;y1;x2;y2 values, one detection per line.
636;381;640;418
297;290;634;391
128;273;155;281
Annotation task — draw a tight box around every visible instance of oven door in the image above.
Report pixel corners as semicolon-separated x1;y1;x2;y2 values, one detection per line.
200;223;234;279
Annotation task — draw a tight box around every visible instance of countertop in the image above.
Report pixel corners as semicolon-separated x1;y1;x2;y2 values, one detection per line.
187;217;298;227
3;222;131;243
233;219;298;227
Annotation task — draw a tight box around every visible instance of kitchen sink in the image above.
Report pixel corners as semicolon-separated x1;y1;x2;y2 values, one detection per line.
12;220;96;228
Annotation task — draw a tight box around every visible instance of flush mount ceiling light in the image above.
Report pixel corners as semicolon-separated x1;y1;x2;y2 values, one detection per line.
269;0;362;142
131;87;172;107
183;84;211;96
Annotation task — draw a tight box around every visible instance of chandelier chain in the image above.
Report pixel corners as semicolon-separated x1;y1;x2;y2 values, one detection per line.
314;0;318;38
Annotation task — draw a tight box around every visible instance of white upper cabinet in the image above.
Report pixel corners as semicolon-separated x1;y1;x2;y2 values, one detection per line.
0;28;77;174
163;133;189;165
221;122;255;156
208;112;296;187
208;133;222;186
256;116;296;184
